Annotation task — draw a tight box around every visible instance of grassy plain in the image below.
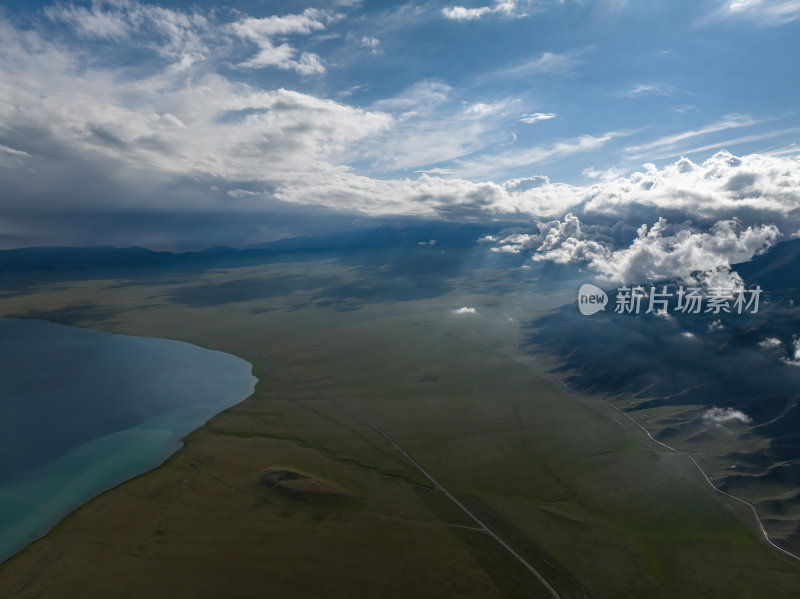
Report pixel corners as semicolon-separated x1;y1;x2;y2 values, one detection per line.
0;258;798;598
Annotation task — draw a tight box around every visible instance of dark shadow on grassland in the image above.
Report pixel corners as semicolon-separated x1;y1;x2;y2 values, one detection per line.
165;275;343;307
0;246;335;294
1;229;594;319
5;303;120;326
309;268;452;309
0;222;585;311
171;243;539;311
161;250;468;310
304;237;595;310
307;249;590;310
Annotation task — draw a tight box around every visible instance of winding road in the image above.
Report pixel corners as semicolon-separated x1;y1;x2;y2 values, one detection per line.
539;355;800;564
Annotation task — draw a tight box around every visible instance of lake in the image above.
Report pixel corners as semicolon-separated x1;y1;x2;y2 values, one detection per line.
0;318;257;563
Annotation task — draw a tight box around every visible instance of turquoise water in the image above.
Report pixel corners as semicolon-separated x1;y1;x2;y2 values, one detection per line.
0;318;257;563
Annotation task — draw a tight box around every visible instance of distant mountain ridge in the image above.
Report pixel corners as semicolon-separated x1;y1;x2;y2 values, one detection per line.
0;223;497;273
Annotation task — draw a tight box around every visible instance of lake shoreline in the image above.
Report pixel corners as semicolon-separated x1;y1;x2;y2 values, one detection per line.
0;318;257;564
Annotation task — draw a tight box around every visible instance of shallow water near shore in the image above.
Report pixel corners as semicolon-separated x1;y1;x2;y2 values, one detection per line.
0;318;257;563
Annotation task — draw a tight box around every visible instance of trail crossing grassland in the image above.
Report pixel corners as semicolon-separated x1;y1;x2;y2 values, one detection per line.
250;348;563;599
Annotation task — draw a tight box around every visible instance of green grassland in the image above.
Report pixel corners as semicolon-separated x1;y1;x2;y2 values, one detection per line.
0;259;799;598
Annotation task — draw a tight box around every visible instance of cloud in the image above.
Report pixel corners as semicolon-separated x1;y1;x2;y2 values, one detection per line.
442;6;493;20
0;4;394;180
480;49;585;82
451;130;628;178
0;144;30;157
46;1;333;74
492;206;779;287
0;8;409;243
615;83;675;98
373;80;451;112
592;218;778;285
511;214;779;286
702;407;752;426
229;10;330;39
490;232;538;254
709;0;800;25
464;100;516;118
520;112;556;124
759;336;782;348
582;166;626;180
442;0;530;21
3;0;800;259
45;0;213;60
640;127;800;162
625;114;758;158
504;175;550;191
1;6;591;226
782;336;800;366
453;306;478;314
367;85;520;170
228;8;333;73
360;35;380;48
0;143;31;168
477;144;800;285
46;1;134;40
346;32;381;54
6;3;800;257
579;152;800;224
270;172;508;219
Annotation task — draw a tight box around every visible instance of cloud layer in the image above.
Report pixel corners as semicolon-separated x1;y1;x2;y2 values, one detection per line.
487;152;800;285
0;0;799;264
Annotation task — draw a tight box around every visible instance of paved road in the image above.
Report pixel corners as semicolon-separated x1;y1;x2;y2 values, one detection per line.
250;349;563;599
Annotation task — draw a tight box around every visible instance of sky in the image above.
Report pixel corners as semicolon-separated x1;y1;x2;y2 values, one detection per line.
1;0;799;284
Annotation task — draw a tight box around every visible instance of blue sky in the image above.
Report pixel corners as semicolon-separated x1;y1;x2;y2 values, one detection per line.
14;0;798;183
0;0;799;277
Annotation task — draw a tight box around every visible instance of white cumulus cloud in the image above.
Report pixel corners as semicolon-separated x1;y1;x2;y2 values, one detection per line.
702;407;752;426
759;337;782;348
482;151;800;286
442;0;529;21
